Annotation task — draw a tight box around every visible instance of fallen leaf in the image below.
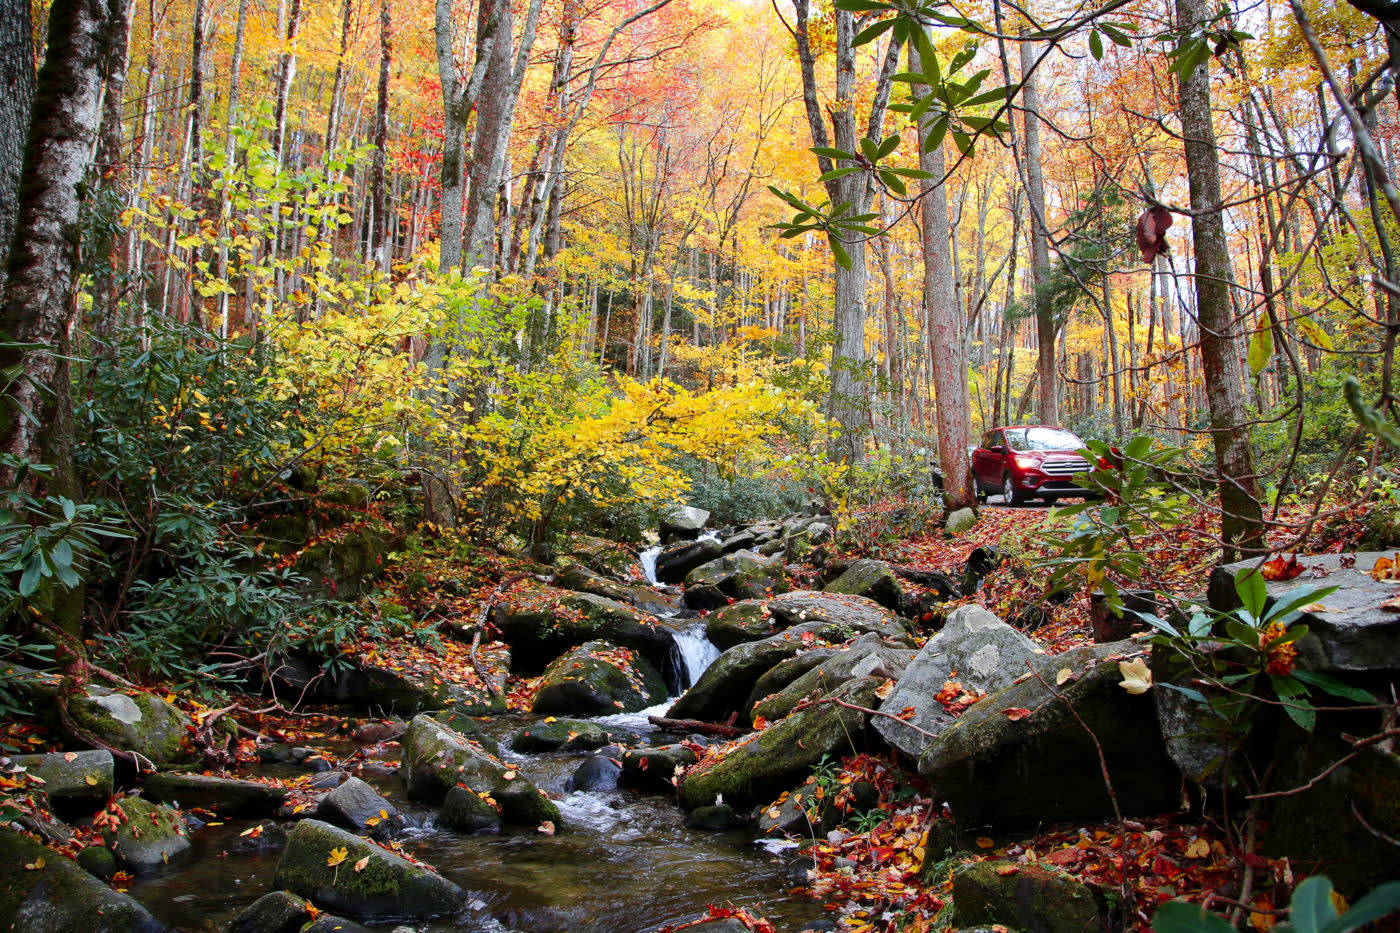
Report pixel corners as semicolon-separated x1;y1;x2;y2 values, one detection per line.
1002;708;1031;721
1056;668;1073;686
874;679;895;700
85;774;99;785
502;771;516;781
1371;556;1400;582
63;752;77;763
995;864;1020;876
1381;595;1400;613
1118;658;1153;694
326;846;349;868
1261;555;1303;581
537;821;556;835
975;836;995;849
1184;838;1210;859
353;856;369;873
23;856;44;870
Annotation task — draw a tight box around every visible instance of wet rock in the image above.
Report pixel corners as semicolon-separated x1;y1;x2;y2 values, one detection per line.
9;750;113;815
918;642;1178;829
875;606;1042;760
824;559;906;613
0;824;166;932
273;819;467;921
438;785;502;833
308;771;349;790
684;921;748;933
654;537;725;584
718;530;758;554
667;626;822;723
142;772;288;816
756;783;833;837
680;584;727;611
552;564;679;616
679;677;878;811
319;777;405;839
660;505;710;543
1208;552;1400;672
705;602;772;649
619;744;697;793
511;718;610;753
302;915;371;933
752;635;913;724
400;715;559;826
494;585;673;673
229;890;312;933
917;818;962;878
531;641;668;715
952;861;1104;933
75;844;118;880
686;803;746;830
232;821;287;853
568;755;621;792
744;649;837;714
685;550;788;601
945;508;977;536
427;710;501;757
104;796;191;874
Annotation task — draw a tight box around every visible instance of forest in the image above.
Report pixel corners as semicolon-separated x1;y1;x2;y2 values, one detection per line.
1;0;1399;930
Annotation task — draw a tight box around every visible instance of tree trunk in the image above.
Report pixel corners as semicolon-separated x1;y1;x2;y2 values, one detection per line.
368;0;391;268
1176;0;1264;559
1019;30;1057;424
0;0;35;291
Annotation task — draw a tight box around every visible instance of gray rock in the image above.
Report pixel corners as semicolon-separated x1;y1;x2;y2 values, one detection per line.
142;771;288;816
756;782;832;837
619;744;697;793
1208;551;1400;672
824;559;905;613
62;684;194;767
229;890;311;933
319;777;404;838
686;550;788;601
654;537;725;584
104;796;191;874
918;642;1179;829
494;586;674;673
438;785;502;833
552;564;679;616
952;861;1104;933
427;710;501;757
764;591;911;640
944;508;978;536
531;640;668;715
752;634;914;724
232;821;287;853
718;530;758;554
660;505;710;543
0;825;166;932
400;714;559;826
875;605;1043;759
9;750;113;814
331;647;508;717
568;755;621;792
511;718;610;753
744;649;838;714
273;819;467;921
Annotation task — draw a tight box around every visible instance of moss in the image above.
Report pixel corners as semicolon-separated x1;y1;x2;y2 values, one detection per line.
67;688;194;767
0;826;164;932
706;602;775;650
531;641;666;715
952;861;1102;933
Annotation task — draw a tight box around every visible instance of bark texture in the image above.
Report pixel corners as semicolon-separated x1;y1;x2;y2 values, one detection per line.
1020;31;1057;425
0;0;35;290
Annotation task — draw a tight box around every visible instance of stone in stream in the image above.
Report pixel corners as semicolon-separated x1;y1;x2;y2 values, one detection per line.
705;601;776;649
531;640;668;716
229;890;314;933
103;796;192;874
568;755;622;793
438;785;502;833
750;634;914;724
1208;551;1400;672
618;744;698;793
273;819;467;921
660;505;711;543
511;718;610;753
8;750;113;815
318;776;405;839
552;564;679;616
685;803;746;830
653;537;725;584
428;709;501;756
0;824;167;933
76;844;118;880
918;642;1178;830
874;605;1042;760
493;585;674;673
823;559;906;614
678;676;879;812
302;915;372;933
141;771;288;816
232;820;288;853
684;550;788;601
951;861;1105;933
400;714;560;827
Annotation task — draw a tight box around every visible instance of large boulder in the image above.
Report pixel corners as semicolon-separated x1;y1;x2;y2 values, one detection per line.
531;641;668;715
62;683;194;767
557;534;636;577
318;777;405;839
511;718;610;753
9;751;113;815
705;601;776;649
103;796;191;874
918;643;1179;829
824;559;906;613
667;623;831;723
1208;552;1400;672
493;585;673;673
744;649;838;714
752;635;914;724
142;772;287;816
273;819;466;921
763;591;911;641
229;891;313;933
552;564;679;616
331;643;509;717
654;537;725;584
685;550;787;601
400;715;559;826
678;677;878;811
0;825;166;932
875;606;1043;759
952;861;1104;933
660;505;710;543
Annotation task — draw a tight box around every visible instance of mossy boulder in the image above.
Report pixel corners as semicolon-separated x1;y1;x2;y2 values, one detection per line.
141;772;287;816
945;508;978;536
229;890;314;933
824;559;906;614
705;601;777;649
438;785;503;833
0;825;166;932
667;624;829;723
685;550;788;601
302;914;371;933
744;649;838;716
427;710;501;757
494;585;673;673
559;534;637;577
654;537;725;584
293;523;395;601
273;819;466;921
531;641;667;715
952;861;1104;933
511;718;611;753
619;744;698;793
751;635;913;724
400;715;559;826
103;796;191;874
678;677;878;811
64;685;195;767
918;642;1178;829
553;564;679;616
10;751;113;815
332;644;510;717
763;591;912;641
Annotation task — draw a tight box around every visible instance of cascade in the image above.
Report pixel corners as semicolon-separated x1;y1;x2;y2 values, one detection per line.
667;622;721;690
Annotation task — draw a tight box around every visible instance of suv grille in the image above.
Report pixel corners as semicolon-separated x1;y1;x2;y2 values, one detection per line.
1041;457;1089;477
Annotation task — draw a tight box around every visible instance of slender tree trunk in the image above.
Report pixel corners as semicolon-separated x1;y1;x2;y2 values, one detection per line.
1020;30;1057;424
1176;0;1264;558
324;0;353;155
0;0;35;291
368;0;391;268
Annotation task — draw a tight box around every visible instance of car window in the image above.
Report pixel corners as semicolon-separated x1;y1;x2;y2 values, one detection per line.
980;432;996;449
1004;427;1083;451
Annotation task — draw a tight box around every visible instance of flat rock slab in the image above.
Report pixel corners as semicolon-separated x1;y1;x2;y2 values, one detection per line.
9;751;113;813
0;825;166;933
143;772;288;816
1208;552;1400;672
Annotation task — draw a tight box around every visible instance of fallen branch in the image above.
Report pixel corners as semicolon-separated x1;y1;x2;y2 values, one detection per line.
648;716;750;738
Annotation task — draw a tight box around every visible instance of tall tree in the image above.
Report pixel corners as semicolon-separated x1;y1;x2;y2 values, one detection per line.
0;0;35;290
368;0;393;269
1019;30;1057;425
1175;0;1264;558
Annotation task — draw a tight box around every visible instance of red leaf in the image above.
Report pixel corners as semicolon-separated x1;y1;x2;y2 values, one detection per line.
1135;205;1174;263
1002;707;1032;721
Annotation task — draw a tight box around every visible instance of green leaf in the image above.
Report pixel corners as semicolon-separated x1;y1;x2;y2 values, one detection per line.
1089;29;1104;60
875;133;900;159
1320;880;1400;933
18;559;42;597
1152;900;1238;933
810;147;857;161
1235;568;1267;619
1272;676;1316;732
828;235;852;270
818;166;863;182
1290;875;1339;933
879;171;907;196
923;115;950;154
964;85;1013;108
950;128;973;156
1290;670;1376;704
1248;320;1274;375
853;16;897;46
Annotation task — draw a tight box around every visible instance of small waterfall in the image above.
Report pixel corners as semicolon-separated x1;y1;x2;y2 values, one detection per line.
639;545;663;587
667;623;721;691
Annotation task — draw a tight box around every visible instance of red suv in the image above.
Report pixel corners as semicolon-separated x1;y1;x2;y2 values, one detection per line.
972;425;1092;505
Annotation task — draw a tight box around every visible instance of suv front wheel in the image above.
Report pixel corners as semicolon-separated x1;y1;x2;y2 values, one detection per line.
1002;474;1028;506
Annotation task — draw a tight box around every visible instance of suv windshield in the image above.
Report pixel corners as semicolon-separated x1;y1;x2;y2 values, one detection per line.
1002;427;1082;451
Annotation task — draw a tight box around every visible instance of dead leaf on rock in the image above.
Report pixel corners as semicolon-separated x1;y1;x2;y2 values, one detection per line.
1002;707;1031;721
1371;555;1400;581
537;821;555;835
1261;555;1303;581
1380;595;1400;613
1184;838;1211;859
1056;668;1073;686
1118;658;1153;695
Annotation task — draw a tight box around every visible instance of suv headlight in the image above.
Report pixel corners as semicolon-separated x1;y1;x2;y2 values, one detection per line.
1014;456;1039;469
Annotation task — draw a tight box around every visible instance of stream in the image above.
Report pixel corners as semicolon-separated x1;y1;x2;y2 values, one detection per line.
124;547;829;932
